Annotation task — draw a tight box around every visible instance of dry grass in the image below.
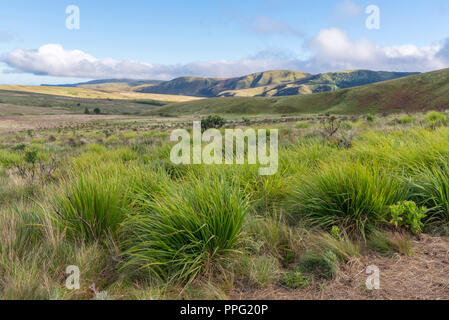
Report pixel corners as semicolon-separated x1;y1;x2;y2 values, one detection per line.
229;234;449;300
0;85;202;102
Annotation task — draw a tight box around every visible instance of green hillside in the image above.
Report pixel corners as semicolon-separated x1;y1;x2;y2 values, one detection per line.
264;70;418;97
149;68;449;116
136;70;310;97
137;69;416;98
43;69;416;99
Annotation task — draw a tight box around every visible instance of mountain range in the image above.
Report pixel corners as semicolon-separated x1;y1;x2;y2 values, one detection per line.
149;68;449;116
44;69;418;99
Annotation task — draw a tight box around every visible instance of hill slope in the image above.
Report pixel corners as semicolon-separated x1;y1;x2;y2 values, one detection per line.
263;70;418;97
136;70;310;97
39;69;417;99
149;68;449;116
137;70;416;98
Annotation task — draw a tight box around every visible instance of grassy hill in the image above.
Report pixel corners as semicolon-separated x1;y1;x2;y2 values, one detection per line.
34;69;417;100
137;70;416;98
149;68;449;116
136;70;310;97
263;70;418;97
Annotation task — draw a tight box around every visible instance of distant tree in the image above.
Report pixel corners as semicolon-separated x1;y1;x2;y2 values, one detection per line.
84;107;90;114
93;108;101;115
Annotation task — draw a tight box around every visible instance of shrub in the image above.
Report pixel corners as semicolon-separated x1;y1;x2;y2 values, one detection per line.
93;108;101;115
388;201;427;234
366;114;375;122
84;107;90;115
320;115;341;137
201;115;225;131
121;175;249;284
424;111;447;129
289;161;407;236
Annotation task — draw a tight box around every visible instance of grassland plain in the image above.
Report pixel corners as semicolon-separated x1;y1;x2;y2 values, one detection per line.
0;108;449;300
0;89;180;117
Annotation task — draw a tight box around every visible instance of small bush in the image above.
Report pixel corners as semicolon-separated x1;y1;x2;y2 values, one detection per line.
388;201;427;234
366;114;375;122
201;115;225;131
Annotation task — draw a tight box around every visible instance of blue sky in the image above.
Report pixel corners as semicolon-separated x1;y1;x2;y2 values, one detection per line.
1;0;449;84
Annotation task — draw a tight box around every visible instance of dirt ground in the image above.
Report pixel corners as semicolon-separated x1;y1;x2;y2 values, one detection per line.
230;234;449;300
0;114;136;132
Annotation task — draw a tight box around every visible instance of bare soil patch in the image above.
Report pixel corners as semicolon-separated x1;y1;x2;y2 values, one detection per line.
230;234;449;300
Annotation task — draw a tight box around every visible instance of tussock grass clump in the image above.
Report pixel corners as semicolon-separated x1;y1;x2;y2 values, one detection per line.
281;270;310;289
237;254;280;288
244;213;304;262
367;229;413;256
424;111;447;129
296;249;339;280
289;161;407;236
51;164;131;241
410;163;449;222
121;175;249;284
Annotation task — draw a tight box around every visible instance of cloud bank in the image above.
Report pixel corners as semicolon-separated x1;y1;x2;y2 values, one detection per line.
2;28;449;80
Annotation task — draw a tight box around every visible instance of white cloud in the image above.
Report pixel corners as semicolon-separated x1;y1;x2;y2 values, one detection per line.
1;44;302;80
2;29;449;80
307;28;447;72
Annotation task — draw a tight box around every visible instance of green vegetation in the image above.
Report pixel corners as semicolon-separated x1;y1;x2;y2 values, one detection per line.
1;108;449;300
201;115;226;131
121;174;249;284
388;201;427;234
289;161;407;236
137;70;414;98
137;70;310;97
151;68;449;116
